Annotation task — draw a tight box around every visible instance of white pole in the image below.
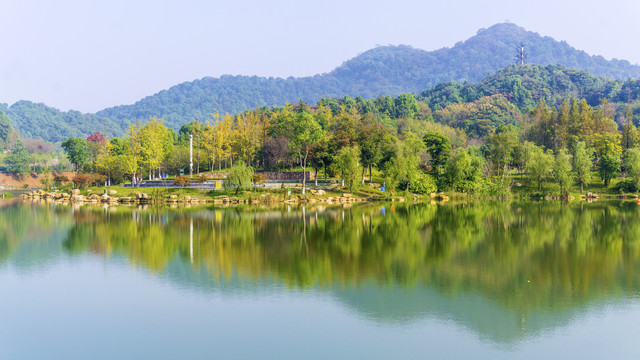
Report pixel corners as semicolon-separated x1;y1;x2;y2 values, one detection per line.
190;134;193;178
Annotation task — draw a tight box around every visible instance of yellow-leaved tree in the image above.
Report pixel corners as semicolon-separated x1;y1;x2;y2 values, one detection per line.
214;114;233;170
139;117;173;179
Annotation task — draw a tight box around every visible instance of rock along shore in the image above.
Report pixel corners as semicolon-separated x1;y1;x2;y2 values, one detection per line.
21;189;369;206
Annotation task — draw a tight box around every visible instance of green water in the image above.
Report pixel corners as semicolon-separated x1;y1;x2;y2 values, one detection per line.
1;199;640;359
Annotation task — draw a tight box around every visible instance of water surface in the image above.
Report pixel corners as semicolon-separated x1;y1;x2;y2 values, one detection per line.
1;199;639;359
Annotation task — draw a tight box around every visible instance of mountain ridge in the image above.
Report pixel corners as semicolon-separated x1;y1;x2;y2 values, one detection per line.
3;22;640;142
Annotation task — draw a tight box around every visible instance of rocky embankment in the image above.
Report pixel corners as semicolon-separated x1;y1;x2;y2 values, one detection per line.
21;189;369;206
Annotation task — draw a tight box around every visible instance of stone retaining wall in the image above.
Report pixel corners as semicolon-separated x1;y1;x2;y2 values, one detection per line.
256;171;313;181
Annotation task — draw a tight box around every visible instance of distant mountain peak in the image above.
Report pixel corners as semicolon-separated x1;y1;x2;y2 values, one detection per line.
6;23;640;142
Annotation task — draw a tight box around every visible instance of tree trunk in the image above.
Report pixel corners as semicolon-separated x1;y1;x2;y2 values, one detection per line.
369;165;372;184
315;168;318;187
302;151;308;195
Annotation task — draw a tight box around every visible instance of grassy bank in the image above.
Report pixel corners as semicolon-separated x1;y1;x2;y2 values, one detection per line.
0;192;14;199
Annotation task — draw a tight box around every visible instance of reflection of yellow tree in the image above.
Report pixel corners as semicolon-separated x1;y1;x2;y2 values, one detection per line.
57;201;640;313
0;202;71;262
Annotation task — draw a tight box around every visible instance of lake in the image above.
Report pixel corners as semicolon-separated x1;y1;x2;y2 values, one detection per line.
1;199;640;359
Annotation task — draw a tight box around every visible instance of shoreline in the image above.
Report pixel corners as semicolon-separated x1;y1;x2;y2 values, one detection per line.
16;187;640;208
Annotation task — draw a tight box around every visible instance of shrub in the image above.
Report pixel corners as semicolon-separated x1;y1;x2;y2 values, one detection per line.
615;179;638;193
194;174;208;183
174;176;191;187
408;173;438;195
53;175;69;187
252;173;265;184
72;173;106;188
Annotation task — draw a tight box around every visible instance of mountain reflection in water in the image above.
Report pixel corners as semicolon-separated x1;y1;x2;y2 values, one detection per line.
2;199;640;344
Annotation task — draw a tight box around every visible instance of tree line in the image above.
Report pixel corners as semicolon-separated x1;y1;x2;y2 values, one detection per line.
55;86;640;196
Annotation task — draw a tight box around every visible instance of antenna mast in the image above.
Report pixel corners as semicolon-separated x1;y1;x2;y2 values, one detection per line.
516;42;526;65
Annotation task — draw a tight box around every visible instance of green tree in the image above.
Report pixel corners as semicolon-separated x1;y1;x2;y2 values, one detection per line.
599;154;620;187
488;128;518;177
5;140;31;178
525;142;554;191
423;131;451;181
61;137;89;173
227;161;254;195
357;115;386;184
0;111;12;148
386;133;424;192
394;93;419;119
572;141;592;192
624;147;640;188
553;148;573;195
289;108;322;195
593;133;622;187
334;146;361;192
109;137;130;156
622;106;637;150
444;148;482;192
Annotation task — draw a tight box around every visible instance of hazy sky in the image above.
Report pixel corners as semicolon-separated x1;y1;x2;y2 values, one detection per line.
1;0;639;113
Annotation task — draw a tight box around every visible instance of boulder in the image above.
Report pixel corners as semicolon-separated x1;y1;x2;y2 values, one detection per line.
316;189;326;196
108;190;117;195
71;189;80;195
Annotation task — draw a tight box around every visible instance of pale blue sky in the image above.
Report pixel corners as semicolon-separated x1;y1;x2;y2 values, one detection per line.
1;0;638;112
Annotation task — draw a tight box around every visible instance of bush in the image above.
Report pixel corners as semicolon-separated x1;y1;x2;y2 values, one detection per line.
174;175;191;187
72;173;106;188
33;164;45;174
476;177;512;197
53;175;69;187
408;173;438;195
615;179;638;193
252;173;265;184
194;174;208;183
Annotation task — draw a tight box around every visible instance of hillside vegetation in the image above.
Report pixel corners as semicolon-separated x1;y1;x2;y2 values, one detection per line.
3;22;640;142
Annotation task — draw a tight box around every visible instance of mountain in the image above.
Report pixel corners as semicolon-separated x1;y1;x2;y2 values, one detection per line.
5;22;640;142
93;23;640;130
0;101;123;143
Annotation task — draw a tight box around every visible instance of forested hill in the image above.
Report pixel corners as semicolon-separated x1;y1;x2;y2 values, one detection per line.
94;22;640;130
0;101;122;144
4;22;640;143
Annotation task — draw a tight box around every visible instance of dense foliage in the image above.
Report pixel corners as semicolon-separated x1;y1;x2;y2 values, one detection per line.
0;101;122;143
57;77;640;197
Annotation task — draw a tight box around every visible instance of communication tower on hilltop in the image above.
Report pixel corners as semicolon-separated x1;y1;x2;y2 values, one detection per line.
516;42;527;65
